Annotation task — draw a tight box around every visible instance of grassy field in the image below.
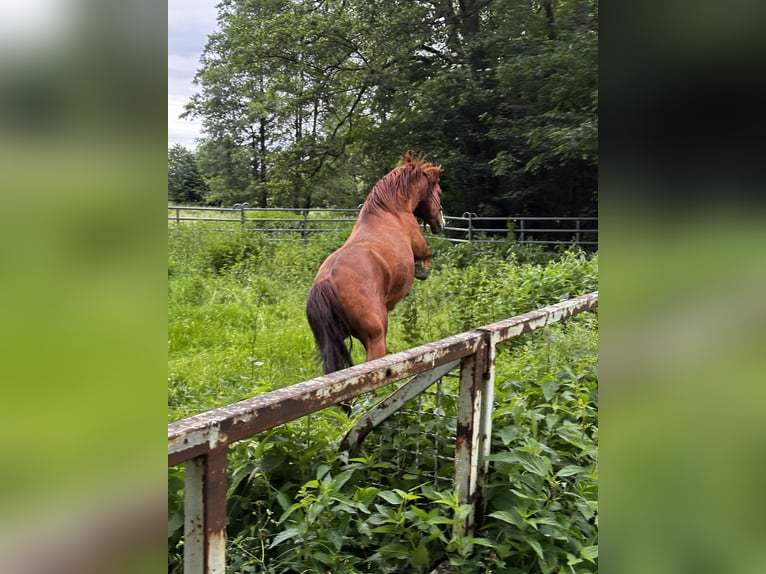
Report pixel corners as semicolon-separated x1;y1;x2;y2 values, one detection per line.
168;226;598;573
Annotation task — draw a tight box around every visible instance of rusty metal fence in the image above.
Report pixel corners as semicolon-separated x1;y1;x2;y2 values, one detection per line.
167;205;598;249
445;212;598;248
168;292;598;573
363;373;460;491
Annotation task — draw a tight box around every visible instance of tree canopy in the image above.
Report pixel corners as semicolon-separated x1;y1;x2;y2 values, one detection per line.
177;0;597;216
168;144;208;204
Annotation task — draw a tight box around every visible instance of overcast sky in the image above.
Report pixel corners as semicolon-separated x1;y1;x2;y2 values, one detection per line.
168;0;218;150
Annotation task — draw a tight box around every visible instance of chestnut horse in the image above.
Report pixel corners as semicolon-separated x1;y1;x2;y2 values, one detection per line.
306;153;444;376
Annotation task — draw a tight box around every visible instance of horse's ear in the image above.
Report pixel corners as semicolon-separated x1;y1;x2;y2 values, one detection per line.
423;163;442;184
401;150;418;165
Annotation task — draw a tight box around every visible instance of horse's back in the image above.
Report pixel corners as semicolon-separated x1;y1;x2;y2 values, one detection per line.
314;239;414;309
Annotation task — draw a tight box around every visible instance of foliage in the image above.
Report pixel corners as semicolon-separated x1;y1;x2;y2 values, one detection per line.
168;227;598;572
168;144;208;204
180;0;598;215
481;317;598;573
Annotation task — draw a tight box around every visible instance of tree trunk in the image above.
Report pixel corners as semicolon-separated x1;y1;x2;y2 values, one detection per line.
542;0;556;40
458;0;486;76
574;0;589;26
258;117;268;207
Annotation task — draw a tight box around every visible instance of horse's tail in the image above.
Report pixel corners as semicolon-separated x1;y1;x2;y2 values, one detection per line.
306;280;353;374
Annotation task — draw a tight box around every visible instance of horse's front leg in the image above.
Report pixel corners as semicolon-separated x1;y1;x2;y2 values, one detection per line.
417;247;432;269
408;219;432;278
413;245;432;280
410;230;432;265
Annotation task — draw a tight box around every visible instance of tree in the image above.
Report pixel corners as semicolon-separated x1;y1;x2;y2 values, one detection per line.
168;144;207;204
182;0;598;216
482;0;598;216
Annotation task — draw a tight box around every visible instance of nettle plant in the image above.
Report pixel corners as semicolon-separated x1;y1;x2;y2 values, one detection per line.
482;319;598;573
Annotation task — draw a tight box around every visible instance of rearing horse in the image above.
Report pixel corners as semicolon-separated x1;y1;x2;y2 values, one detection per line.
306;152;444;375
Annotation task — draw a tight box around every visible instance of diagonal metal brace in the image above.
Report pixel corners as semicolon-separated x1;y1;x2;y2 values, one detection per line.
340;360;460;452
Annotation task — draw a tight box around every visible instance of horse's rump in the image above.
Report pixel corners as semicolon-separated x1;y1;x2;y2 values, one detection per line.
306;280;353;373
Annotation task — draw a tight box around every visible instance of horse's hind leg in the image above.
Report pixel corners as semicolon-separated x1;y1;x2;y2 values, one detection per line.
364;334;388;362
356;306;388;362
335;334;386;417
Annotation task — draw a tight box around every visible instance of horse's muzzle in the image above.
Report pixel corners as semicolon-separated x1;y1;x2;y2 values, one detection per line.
430;213;445;234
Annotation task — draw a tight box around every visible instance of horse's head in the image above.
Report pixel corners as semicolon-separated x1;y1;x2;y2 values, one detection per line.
409;156;444;234
413;175;445;234
367;152;445;233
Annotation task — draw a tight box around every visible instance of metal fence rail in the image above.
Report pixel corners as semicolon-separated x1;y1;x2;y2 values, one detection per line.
445;212;598;247
168;291;598;574
167;205;598;248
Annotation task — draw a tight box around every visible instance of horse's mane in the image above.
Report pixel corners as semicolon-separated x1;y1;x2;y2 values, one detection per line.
362;152;442;216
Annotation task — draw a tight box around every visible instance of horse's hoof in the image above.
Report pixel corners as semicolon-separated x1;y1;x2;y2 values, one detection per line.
414;266;429;280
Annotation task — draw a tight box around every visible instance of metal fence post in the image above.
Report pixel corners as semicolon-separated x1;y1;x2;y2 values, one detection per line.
184;449;228;574
476;331;496;529
519;218;525;244
461;212;477;243
453;335;491;538
302;209;309;244
240;203;249;230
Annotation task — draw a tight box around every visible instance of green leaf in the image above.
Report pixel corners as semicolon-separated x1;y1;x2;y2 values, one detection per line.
497;425;519;445
313;551;334;565
409;506;430;521
556;423;597;455
377;490;403;505
354;486;380;504
464;537;497;548
524;535;545;561
510;488;546;502
307;500;326;523
566;552;583;566
167;512;183;537
270;526;301;548
530;516;564;528
370;524;401;534
490;450;552;477
276;491;291;511
330;468;354;491
575;497;597;521
545;413;561;430
376;542;410;558
394;488;421;501
489;509;524;528
540;379;558;401
556;464;586;477
277;502;303;525
426;516;455;526
580;545;598;562
412;540;430;567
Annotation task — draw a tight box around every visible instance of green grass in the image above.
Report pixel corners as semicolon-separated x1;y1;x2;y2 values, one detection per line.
168;225;598;573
